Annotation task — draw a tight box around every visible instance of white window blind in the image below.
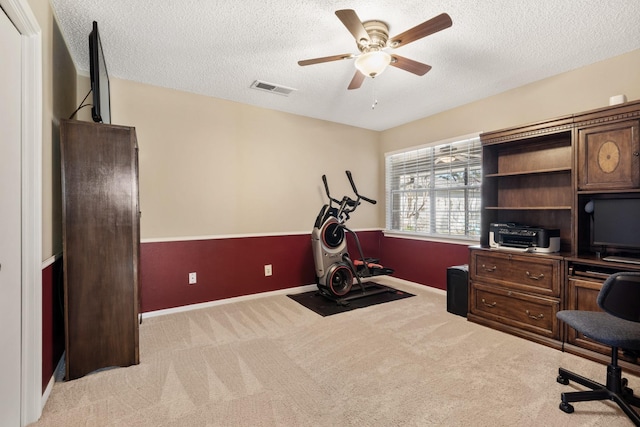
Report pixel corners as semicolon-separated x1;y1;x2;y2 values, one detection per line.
385;135;482;240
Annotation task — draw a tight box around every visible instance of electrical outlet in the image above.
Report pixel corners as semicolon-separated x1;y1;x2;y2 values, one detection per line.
188;272;197;284
264;264;272;276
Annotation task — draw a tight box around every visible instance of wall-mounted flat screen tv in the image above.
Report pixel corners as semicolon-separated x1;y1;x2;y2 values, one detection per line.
89;21;111;124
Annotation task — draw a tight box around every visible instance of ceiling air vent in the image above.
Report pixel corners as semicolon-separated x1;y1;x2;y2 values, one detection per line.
250;80;297;96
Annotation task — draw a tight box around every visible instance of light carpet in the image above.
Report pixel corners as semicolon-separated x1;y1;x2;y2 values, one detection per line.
31;277;638;426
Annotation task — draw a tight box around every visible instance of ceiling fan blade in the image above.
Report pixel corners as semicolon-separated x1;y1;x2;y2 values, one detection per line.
390;55;432;76
298;53;355;66
389;13;452;48
347;70;365;90
335;9;370;44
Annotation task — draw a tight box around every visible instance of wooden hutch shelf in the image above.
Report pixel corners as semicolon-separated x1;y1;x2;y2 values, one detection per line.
484;167;572;178
484;206;572;210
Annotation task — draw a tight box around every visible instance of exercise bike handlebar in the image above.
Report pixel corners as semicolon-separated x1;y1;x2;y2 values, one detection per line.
345;170;377;205
322;174;342;206
322;174;362;208
320;172;375;223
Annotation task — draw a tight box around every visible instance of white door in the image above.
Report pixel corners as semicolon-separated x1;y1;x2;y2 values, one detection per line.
0;8;23;426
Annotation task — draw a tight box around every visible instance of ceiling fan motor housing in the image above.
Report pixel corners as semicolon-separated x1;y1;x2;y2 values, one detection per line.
358;20;389;53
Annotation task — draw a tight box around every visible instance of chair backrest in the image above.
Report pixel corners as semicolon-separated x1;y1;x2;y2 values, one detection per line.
598;271;640;322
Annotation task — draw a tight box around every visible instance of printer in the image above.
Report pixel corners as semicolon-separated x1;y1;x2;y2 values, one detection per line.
489;223;560;253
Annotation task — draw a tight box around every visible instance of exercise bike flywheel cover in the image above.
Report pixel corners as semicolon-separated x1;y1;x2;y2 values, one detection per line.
321;219;345;249
325;263;353;297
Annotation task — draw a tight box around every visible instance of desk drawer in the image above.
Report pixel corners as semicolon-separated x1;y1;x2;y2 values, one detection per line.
470;282;560;339
472;251;561;296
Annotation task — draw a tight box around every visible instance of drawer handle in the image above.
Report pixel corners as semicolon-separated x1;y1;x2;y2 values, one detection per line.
482;264;497;272
526;271;544;281
525;310;544;321
481;298;496;308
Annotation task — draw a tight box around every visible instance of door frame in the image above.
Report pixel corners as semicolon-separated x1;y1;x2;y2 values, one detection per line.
1;0;43;424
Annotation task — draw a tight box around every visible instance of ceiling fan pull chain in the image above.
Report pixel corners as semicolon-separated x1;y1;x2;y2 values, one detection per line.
371;78;378;110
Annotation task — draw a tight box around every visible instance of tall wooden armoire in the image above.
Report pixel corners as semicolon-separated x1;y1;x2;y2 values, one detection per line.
60;119;140;380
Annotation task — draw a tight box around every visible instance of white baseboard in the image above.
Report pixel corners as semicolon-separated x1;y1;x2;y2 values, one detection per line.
42;354;64;409
381;276;447;296
141;283;318;319
141;278;445;320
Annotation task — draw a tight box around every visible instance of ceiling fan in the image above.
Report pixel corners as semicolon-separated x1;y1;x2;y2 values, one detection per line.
298;9;452;90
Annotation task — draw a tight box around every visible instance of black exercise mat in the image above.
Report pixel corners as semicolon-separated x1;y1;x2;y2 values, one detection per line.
287;283;414;316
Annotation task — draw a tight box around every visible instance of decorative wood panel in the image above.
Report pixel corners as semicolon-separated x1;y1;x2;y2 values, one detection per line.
578;120;640;191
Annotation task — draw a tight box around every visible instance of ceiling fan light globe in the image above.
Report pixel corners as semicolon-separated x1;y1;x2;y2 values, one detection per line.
355;51;391;77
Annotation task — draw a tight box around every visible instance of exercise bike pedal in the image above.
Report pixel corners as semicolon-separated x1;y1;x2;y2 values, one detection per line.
369;267;395;276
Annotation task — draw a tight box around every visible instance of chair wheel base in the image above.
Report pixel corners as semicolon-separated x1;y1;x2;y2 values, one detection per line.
557;375;569;385
559;402;574;414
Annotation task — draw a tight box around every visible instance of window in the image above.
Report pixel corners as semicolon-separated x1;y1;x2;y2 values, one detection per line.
385;134;482;241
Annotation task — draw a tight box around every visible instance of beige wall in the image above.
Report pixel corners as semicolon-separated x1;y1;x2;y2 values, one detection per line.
29;0;78;260
108;79;380;239
380;49;640;153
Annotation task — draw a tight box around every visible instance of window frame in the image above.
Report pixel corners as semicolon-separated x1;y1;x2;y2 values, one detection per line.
384;133;482;244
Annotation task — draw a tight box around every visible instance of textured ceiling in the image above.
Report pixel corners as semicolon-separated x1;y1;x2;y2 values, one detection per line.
50;0;640;131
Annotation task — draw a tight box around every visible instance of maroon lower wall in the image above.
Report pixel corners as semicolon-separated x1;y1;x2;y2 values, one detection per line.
139;231;469;312
380;236;471;291
42;258;64;392
141;235;313;312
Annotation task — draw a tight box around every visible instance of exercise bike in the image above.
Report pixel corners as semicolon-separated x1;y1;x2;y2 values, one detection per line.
311;170;394;304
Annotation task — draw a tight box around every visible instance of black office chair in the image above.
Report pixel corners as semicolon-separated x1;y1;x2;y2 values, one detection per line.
556;271;640;425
